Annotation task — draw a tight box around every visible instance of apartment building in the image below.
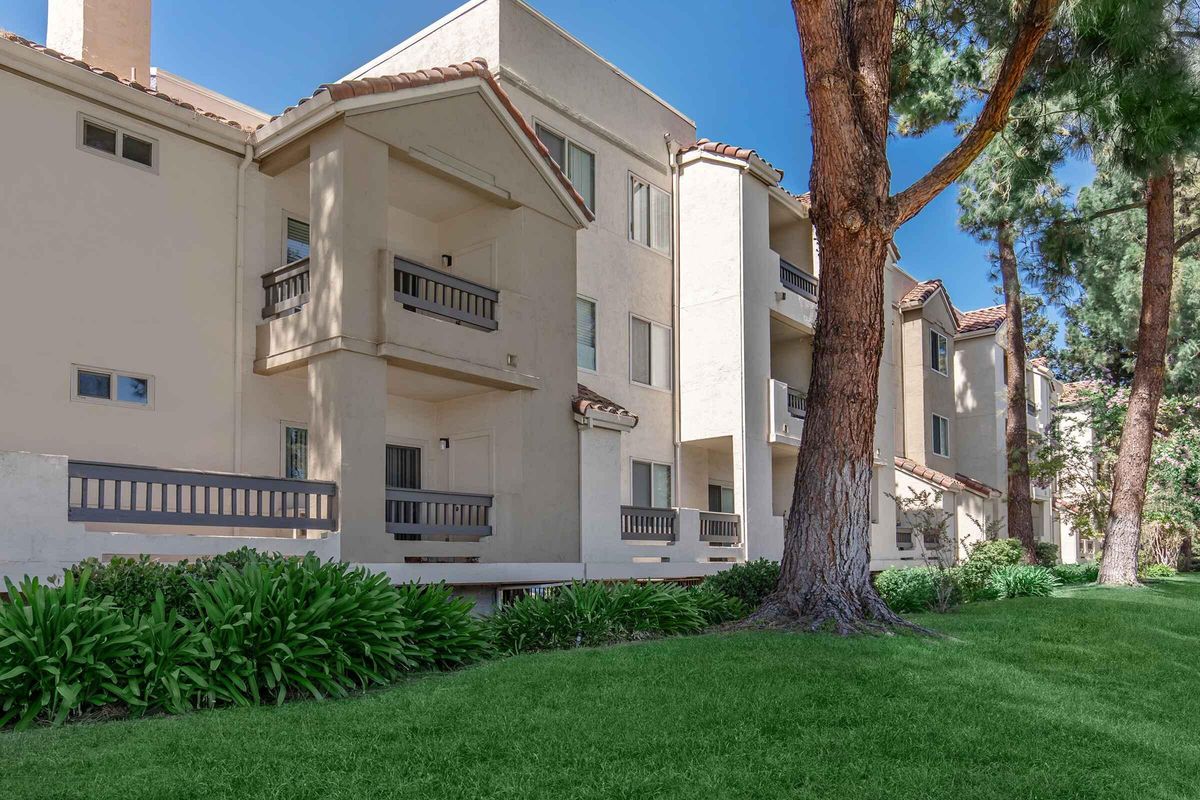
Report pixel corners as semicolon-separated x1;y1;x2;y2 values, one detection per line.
0;0;1063;599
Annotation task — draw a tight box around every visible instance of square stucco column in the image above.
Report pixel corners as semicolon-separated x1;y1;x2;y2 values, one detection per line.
579;423;623;563
308;350;387;563
308;121;389;344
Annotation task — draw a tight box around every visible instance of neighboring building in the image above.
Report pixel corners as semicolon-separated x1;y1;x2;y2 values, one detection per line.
0;0;1062;603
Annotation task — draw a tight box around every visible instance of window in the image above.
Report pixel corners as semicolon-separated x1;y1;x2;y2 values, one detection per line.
630;175;671;254
576;296;597;371
929;329;948;375
78;115;157;171
708;484;734;514
633;460;672;508
897;528;914;551
535;123;595;211
932;413;950;457
71;365;152;408
282;424;308;479
285;216;310;264
630;316;671;389
1026;398;1038;416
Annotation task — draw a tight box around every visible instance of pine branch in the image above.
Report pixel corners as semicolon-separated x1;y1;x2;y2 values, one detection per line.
1174;225;1200;251
892;0;1062;227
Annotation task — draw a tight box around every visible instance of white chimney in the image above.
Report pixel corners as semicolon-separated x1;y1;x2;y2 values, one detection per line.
47;0;152;85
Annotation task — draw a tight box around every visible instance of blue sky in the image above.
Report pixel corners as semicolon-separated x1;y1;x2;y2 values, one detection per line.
5;0;1093;317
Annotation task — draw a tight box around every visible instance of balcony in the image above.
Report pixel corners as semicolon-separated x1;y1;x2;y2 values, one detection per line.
779;257;819;302
261;257;310;321
392;256;498;332
385;487;493;539
768;378;806;446
618;506;742;548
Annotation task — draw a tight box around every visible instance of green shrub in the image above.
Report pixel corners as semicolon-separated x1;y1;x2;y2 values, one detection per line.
0;572;139;729
125;592;207;716
1141;563;1178;578
959;538;1027;597
487;580;735;655
1035;542;1060;567
188;555;416;707
73;548;262;616
1050;562;1099;585
687;584;747;625
393;582;492;669
703;559;780;608
874;567;962;613
988;565;1061;599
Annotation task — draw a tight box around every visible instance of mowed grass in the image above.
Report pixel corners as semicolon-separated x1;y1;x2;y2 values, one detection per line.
3;578;1200;800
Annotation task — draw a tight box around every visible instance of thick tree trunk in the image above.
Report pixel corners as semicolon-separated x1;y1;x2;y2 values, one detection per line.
998;223;1038;564
1098;167;1176;586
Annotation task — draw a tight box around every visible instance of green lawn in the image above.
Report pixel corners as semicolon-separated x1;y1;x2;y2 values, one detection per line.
3;577;1199;800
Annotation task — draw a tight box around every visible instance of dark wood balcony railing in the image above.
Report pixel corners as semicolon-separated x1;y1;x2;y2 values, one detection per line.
67;460;337;530
779;257;819;302
385;488;493;538
786;386;807;419
699;511;741;544
620;506;677;542
261;257;310;320
393;257;499;331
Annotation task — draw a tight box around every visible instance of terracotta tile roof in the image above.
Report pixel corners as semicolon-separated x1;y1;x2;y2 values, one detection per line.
899;279;945;311
1060;380;1101;406
269;58;594;222
957;305;1006;334
681;138;784;183
0;30;250;131
955;473;1002;498
573;384;638;424
895;456;963;493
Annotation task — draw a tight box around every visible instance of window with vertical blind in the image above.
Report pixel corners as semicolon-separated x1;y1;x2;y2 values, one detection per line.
633;460;672;508
385;444;422;489
630;315;671;389
281;424;308;479
576;296;597;370
535;123;595;211
284;216;310;264
932;414;950;457
629;175;671;254
707;484;734;514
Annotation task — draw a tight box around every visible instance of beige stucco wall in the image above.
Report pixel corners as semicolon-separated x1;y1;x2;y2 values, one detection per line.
954;332;1005;489
899;296;957;471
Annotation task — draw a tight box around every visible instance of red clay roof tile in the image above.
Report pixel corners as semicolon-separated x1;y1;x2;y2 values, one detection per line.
899;279;944;311
573;384;638;424
680;138;785;183
895;456;963;493
956;305;1007;334
0;30;250;131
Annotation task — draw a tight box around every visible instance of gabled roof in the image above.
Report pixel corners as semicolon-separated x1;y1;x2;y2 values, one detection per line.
260;58;593;223
573;384;638;426
955;473;1002;498
956;305;1006;334
899;279;945;311
680;138;785;186
0;30;249;131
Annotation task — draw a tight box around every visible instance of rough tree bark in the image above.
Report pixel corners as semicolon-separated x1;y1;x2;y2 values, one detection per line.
1098;167;1177;586
997;222;1039;564
752;0;1059;633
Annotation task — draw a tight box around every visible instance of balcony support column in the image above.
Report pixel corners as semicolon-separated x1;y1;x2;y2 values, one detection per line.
308;349;387;562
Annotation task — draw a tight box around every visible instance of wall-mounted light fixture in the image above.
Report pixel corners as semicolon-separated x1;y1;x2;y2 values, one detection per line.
439;438;450;450
441;254;453;269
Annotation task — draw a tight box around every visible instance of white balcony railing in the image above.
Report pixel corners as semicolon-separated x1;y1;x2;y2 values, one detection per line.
768;378;806;446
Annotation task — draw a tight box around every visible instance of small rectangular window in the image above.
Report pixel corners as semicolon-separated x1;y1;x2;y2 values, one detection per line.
633;459;672;508
576;296;597;370
82;120;117;154
1026;398;1038;416
929;329;948;375
282;424;309;480
630;175;671;254
630;316;671;389
78;115;156;171
932;413;950;457
72;365;153;409
285;216;310;264
121;134;154;167
535;123;595;211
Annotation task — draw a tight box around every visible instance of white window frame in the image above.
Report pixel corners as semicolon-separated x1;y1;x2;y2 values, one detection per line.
932;413;951;458
77;113;158;174
534;120;595;212
282;211;310;266
70;364;155;410
929;328;949;376
628;173;672;256
630;457;673;508
280;421;309;480
629;314;672;391
576;294;598;374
